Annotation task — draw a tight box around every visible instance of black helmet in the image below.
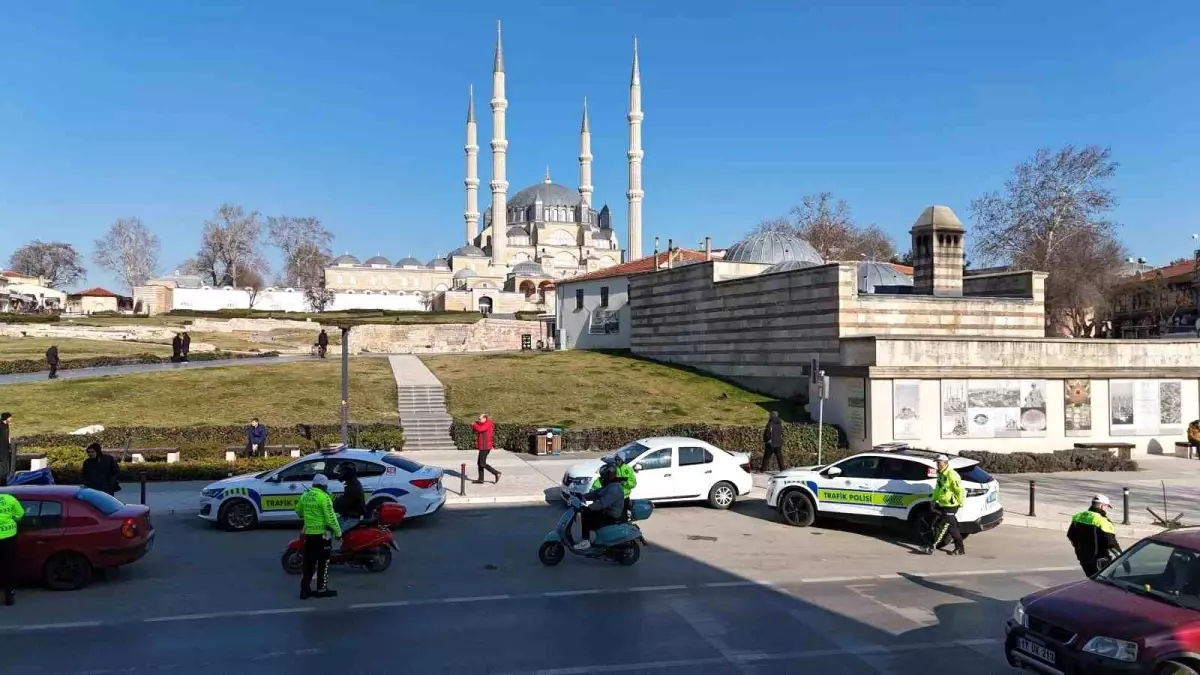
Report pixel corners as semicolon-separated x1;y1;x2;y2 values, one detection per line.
338;461;357;479
598;463;617;484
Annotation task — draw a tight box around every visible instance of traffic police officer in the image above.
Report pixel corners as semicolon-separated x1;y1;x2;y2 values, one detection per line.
923;454;966;556
294;473;342;600
1067;494;1122;577
0;485;25;606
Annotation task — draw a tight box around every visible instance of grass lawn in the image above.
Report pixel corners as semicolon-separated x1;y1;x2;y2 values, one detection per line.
422;350;786;428
2;358;398;435
0;336;173;361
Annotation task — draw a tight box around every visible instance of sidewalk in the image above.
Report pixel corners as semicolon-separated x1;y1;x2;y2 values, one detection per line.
0;354;318;386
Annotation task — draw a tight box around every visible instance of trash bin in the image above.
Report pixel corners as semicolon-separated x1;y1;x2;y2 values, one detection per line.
531;428;563;455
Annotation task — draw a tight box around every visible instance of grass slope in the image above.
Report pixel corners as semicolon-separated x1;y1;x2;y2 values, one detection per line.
422;350;783;428
0;336;172;361
2;358;398;435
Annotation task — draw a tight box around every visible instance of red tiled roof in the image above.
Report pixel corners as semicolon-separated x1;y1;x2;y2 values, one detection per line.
1139;260;1195;282
71;287;118;297
560;249;711;284
888;263;913;274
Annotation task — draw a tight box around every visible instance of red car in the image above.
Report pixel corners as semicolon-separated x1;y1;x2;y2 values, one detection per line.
1006;528;1200;674
0;485;155;590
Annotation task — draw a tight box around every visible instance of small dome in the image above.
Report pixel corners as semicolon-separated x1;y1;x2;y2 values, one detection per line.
506;226;528;236
511;260;547;277
509;182;581;209
724;231;824;266
451;245;487;257
858;262;913;294
452;268;478;279
364;255;391;266
396;256;423;268
332;254;360;266
763;259;819;274
426;257;450;270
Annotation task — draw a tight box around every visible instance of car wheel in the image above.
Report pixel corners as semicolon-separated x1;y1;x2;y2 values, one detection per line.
364;546;393;573
779;490;816;527
707;482;737;510
615;540;641;566
1157;662;1200;675
219;499;258;532
538;541;566;567
911;507;938;546
43;552;93;591
281;549;304;575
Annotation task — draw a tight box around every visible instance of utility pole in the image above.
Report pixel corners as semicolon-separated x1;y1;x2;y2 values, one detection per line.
340;326;350;446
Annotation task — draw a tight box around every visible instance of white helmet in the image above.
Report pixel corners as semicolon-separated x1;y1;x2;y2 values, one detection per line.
312;473;330;488
936;454;950;462
1092;493;1111;507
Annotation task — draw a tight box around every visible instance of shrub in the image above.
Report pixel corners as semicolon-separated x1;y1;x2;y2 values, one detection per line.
14;422;404;453
0;313;60;324
450;420;844;467
0;349;282;374
959;448;1138;474
14;446;294;482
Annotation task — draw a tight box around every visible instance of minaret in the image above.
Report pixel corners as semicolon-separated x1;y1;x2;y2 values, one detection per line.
489;20;509;269
578;97;593;214
463;85;480;244
626;36;644;260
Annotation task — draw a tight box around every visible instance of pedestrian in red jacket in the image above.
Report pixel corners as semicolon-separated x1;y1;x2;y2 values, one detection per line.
471;414;501;484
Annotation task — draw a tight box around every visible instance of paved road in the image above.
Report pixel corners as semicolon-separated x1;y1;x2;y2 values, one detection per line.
0;354;321;385
0;500;1094;673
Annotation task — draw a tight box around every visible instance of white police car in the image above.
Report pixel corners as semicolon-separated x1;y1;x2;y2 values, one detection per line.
765;447;1003;544
199;448;446;531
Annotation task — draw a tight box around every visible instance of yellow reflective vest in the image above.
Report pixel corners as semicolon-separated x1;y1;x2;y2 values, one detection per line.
931;465;965;509
294;488;341;537
0;493;24;540
591;463;637;498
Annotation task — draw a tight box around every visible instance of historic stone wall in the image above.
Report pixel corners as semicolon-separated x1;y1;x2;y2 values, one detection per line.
346;318;535;354
962;270;1041;299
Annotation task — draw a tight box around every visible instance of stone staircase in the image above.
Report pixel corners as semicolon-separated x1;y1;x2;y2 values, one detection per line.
389;355;459;452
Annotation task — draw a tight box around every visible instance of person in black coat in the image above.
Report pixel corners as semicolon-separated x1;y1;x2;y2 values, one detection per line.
81;443;121;495
171;334;182;363
761;410;785;472
45;345;59;379
317;330;329;358
181;332;191;362
0;413;12;481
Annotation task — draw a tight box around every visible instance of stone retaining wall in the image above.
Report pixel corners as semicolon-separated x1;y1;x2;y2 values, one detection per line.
346;318;535;354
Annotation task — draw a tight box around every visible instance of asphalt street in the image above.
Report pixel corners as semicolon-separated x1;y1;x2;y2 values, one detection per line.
0;499;1096;674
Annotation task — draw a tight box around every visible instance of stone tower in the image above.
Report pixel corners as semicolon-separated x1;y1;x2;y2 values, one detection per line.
489;21;509;268
463;85;480;244
578;98;593;211
626;36;644;260
910;205;965;297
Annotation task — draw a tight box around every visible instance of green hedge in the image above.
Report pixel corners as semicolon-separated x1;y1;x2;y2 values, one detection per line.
48;457;294;483
450;421;845;467
960;448;1138;474
0;313;60;324
0;350;282;374
15;423;404;453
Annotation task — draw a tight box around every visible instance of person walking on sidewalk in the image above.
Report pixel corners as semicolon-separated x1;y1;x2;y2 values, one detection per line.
181;332;191;362
295;473;341;600
317;330;329;358
922;455;966;556
45;345;59;379
1067;494;1122;577
82;443;121;495
171;334;182;363
471;413;501;484
0;482;24;606
761;411;785;473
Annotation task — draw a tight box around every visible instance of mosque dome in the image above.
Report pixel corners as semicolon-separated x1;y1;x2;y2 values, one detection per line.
511;260;547;277
506;226;529;236
452;268;478;279
332;254;360;266
762;259;819;274
724;231;824;266
451;245;487;257
395;256;423;268
858;261;913;294
363;255;392;266
426;257;450;270
509;181;581;209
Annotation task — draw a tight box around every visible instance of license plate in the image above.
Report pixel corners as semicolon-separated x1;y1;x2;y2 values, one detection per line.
1017;638;1055;665
987;492;998;504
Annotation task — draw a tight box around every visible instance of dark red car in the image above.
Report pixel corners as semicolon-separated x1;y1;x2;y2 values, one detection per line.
1006;528;1200;674
0;485;155;590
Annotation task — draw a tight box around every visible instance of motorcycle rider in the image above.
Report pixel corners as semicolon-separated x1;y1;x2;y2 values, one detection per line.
294;473;342;600
575;463;625;551
922;454;966;556
332;461;366;551
1067;494;1122;577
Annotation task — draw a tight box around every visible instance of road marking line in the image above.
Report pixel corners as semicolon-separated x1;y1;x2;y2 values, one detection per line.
798;575;861;583
16;621;103;631
542;589;605;597
628;584;687;592
349;600;416;609
703;580;759;588
144;607;313;623
441;594;511;603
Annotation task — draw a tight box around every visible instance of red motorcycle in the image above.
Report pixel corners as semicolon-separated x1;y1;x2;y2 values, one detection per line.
281;503;406;575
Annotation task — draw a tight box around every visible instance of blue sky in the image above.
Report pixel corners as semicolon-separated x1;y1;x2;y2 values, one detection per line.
1;1;1197;291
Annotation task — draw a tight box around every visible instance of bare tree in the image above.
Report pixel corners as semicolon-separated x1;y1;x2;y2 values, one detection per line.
266;216;333;287
241;267;266;309
304;278;336;313
969;145;1126;336
92;217;161;292
756;193;896;261
184;204;269;286
7;241;87;288
1144;270;1192;330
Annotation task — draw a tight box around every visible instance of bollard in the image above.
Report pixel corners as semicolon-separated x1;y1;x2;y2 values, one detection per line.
1029;480;1036;517
139;472;147;506
1123;487;1131;526
461;463;467;496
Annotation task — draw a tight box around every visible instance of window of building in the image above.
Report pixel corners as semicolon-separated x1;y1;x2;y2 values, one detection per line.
575;289;584;310
600;286;609;307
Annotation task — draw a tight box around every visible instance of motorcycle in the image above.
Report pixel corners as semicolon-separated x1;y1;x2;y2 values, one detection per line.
538;495;652;567
281;502;406;575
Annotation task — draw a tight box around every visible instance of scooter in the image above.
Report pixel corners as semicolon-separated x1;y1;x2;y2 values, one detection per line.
281;502;406;575
538;495;652;567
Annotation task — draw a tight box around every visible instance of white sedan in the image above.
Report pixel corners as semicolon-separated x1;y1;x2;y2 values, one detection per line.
560;437;753;509
199;448;447;531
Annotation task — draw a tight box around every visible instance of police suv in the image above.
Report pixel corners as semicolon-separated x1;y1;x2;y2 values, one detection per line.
765;445;1003;544
198;447;446;531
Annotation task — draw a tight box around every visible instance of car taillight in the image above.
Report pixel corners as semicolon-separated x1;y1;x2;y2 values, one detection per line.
121;519;138;539
739;462;750;473
410;478;438;490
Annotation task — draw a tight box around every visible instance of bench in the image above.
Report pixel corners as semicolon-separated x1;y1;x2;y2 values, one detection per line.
223;444;304;461
1175;441;1197;459
1073;442;1135;461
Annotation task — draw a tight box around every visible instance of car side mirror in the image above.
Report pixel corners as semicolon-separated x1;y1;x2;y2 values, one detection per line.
824;466;842;477
632;464;643;473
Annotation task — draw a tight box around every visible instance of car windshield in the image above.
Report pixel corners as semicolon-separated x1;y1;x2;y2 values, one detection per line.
955;465;993;484
1097;540;1200;611
610;442;651;464
76;488;124;516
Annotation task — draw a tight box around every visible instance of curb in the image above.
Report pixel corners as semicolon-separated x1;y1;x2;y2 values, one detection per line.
446;495;555;506
1001;514;1162;539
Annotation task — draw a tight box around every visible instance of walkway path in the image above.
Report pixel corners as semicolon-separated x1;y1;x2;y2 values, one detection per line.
387;355;457;452
0;354;319;386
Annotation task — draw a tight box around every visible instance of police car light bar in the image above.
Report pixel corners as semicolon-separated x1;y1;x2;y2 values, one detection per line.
873;443;909;453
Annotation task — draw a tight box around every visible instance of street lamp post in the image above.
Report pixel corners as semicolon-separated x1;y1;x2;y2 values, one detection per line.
340;326;350;446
